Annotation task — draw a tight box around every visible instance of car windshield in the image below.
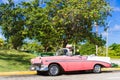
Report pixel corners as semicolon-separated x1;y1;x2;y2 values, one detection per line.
56;48;73;56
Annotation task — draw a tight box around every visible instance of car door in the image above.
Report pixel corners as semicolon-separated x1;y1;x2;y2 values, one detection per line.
56;48;87;71
66;56;84;71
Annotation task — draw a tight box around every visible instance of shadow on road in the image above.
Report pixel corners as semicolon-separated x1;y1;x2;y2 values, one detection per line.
63;71;113;75
35;71;113;76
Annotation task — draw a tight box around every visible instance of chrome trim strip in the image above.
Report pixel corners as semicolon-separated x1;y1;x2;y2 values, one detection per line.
46;59;110;64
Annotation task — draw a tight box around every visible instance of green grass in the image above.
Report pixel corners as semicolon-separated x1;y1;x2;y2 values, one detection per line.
0;49;36;72
110;56;120;59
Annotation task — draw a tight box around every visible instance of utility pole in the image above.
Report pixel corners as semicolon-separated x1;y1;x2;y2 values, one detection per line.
106;27;108;57
94;22;98;55
105;21;111;57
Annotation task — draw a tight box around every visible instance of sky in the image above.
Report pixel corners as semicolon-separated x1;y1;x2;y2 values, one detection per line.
104;0;120;46
0;0;120;46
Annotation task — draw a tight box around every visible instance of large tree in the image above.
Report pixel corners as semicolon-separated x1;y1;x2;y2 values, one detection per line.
0;0;111;51
46;0;111;47
0;0;26;49
21;0;62;52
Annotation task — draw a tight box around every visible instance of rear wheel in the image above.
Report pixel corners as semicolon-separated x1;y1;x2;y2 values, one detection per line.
93;65;101;73
48;64;60;76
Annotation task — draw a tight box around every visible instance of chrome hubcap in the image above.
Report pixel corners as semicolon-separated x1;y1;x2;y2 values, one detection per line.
94;65;101;73
50;66;59;75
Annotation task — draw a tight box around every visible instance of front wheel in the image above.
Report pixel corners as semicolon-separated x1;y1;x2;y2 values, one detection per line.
48;64;60;76
93;65;101;73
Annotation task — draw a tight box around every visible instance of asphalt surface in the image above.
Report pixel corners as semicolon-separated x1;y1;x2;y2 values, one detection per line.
0;71;120;80
0;68;120;76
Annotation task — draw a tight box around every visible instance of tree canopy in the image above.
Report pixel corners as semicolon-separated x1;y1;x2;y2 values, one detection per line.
47;0;111;47
0;0;111;51
79;42;96;55
109;43;120;56
0;0;26;49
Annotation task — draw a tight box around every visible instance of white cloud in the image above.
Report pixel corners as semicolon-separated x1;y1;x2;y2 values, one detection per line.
110;24;120;31
102;25;120;37
113;7;120;12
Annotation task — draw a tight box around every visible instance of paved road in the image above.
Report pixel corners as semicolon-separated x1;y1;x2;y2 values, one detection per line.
0;71;120;80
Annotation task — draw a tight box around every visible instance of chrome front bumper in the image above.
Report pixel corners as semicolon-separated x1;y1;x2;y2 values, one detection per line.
30;65;48;71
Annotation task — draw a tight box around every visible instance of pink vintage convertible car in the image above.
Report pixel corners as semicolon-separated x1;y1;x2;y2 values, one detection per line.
30;48;111;76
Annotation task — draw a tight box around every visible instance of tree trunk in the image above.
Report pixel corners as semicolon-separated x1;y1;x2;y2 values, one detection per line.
44;46;48;52
63;39;68;48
